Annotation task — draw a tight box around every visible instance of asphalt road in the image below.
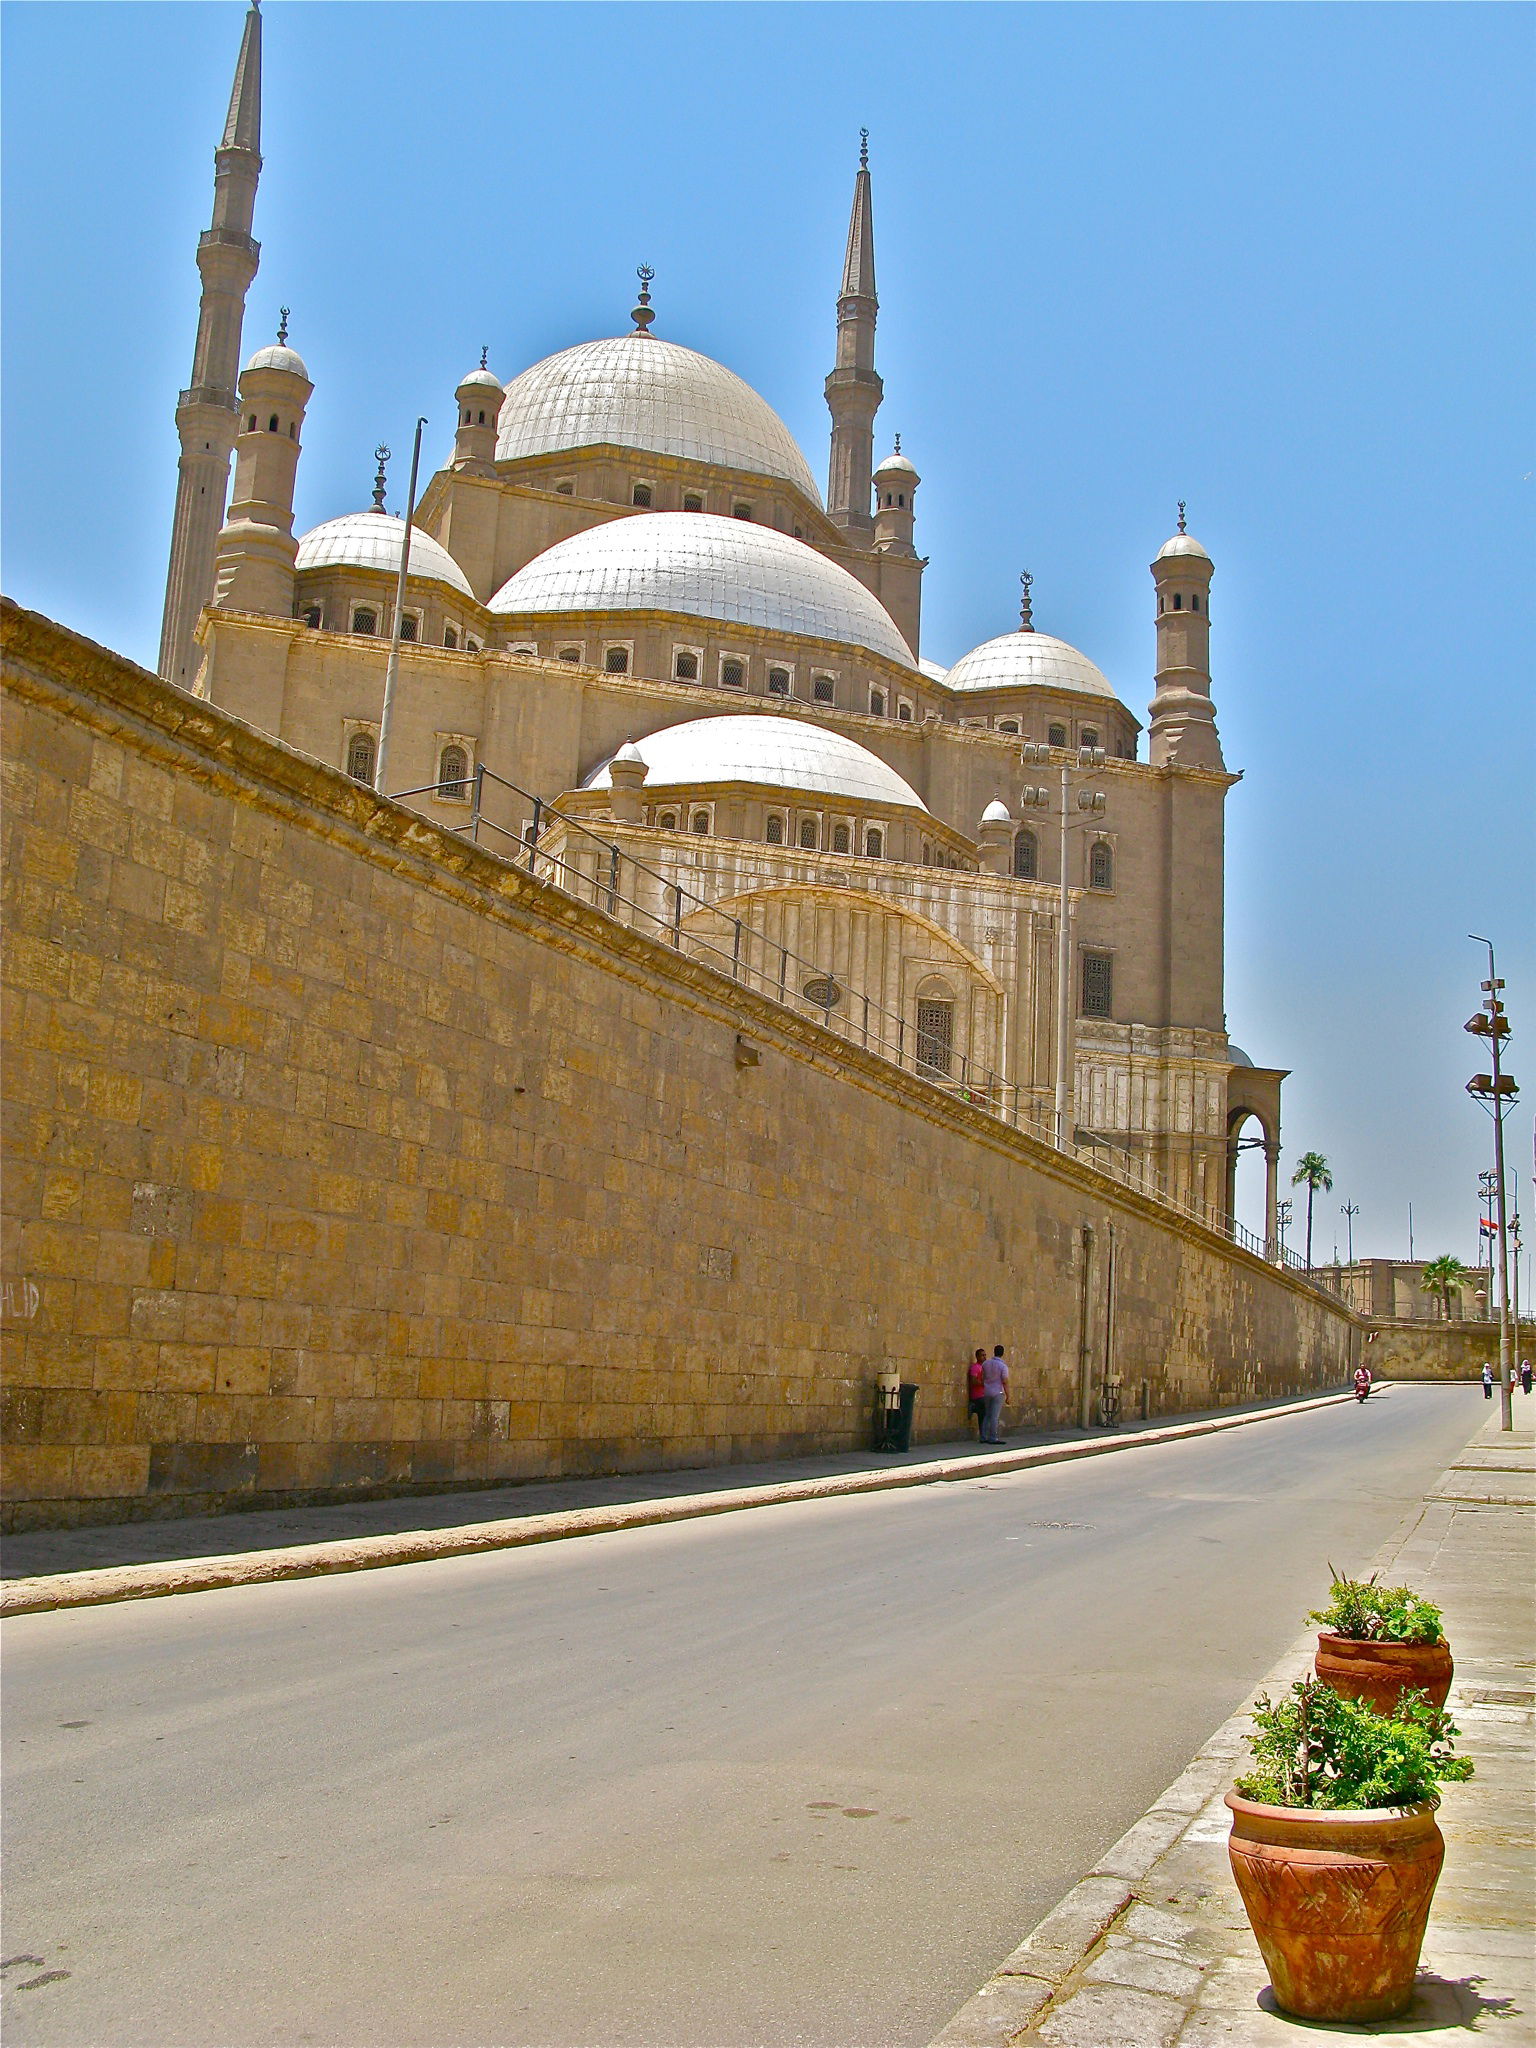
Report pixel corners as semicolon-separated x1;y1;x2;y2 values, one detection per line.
2;1385;1483;2048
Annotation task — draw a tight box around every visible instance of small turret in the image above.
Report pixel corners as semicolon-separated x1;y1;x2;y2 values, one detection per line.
606;740;649;825
453;349;503;473
872;437;919;556
211;312;313;619
1148;505;1222;769
977;799;1013;875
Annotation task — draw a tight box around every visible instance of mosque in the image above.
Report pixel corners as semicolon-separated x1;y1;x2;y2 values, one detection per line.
161;2;1285;1243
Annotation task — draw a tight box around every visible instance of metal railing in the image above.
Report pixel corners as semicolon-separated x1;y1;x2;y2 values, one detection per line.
389;764;1343;1299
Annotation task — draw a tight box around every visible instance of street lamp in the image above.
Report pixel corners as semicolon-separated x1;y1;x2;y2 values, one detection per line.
1465;936;1519;1431
1276;1198;1293;1260
1021;740;1108;1149
1340;1199;1359;1265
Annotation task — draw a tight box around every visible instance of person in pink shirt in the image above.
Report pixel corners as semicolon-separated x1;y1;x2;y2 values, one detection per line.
965;1349;987;1438
980;1345;1009;1444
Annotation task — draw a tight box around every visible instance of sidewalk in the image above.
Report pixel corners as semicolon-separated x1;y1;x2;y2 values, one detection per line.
932;1406;1536;2048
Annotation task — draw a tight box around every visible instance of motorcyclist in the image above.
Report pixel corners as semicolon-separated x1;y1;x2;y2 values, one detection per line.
1353;1364;1372;1402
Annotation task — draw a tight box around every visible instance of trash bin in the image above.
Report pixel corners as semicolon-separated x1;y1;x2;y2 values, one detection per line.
877;1382;919;1454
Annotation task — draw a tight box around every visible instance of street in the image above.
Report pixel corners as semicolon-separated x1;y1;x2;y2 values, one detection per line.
1;1385;1484;2048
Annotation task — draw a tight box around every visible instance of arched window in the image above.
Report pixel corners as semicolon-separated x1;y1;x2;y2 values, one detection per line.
1048;722;1067;747
1013;829;1038;879
674;650;699;681
289;422;297;440
865;827;884;858
733;502;752;520
301;605;322;630
443;625;459;650
898;701;913;721
1173;592;1183;610
1191;594;1199;613
870;689;886;717
267;414;279;433
399;614;418;642
766;667;789;696
351;608;378;636
1081;728;1099;749
438;744;470;799
346;732;376;783
477;409;486;425
1081;953;1113;1017
683;492;704;513
812;675;835;704
631;482;652;507
1089;840;1114;891
690;811;710;835
247;415;257;432
722;658;746;689
915;987;955;1076
657;811;678;831
463;408;472;425
604;645;630;673
557;646;582;664
765;815;784;845
997;720;1019;735
832;823;851;853
554;479;574;496
798;818;819;850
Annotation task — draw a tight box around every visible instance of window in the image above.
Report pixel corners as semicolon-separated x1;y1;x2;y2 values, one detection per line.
1173;592;1183;611
631;482;652;508
301;605;322;630
443;625;459;650
554;479;574;496
870;689;886;717
1048;722;1067;747
557;646;582;664
766;667;790;696
683;492;704;513
998;720;1018;735
267;414;279;433
1191;594;1200;613
1089;841;1114;891
289;422;297;440
812;675;835;704
798;818;819;850
247;415;257;431
898;700;914;722
399;613;419;642
437;744;470;800
673;649;700;681
1013;829;1038;879
346;732;376;784
721;657;746;690
464;637;481;654
765;815;784;845
477;410;486;426
916;999;954;1076
508;643;537;658
604;645;630;674
657;811;678;831
733;502;752;520
352;608;378;636
690;811;710;835
1081;727;1099;749
865;827;884;858
832;823;851;853
1082;953;1113;1018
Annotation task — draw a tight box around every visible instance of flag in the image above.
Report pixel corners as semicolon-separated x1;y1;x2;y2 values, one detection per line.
1480;1217;1498;1236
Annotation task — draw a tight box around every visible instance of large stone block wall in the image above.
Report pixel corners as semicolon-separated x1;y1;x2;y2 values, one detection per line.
1366;1318;1536;1383
1;603;1357;1530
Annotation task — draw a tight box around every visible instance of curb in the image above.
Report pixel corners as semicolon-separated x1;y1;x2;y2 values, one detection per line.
925;1408;1506;2047
0;1389;1354;1619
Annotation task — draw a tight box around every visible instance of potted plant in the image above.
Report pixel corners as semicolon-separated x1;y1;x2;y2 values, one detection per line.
1310;1569;1453;1714
1226;1676;1472;2022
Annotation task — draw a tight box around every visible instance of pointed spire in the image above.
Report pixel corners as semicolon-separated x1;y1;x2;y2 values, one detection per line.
1177;500;1187;534
631;264;656;334
1019;571;1035;633
840;134;876;303
220;1;262;155
371;445;390;514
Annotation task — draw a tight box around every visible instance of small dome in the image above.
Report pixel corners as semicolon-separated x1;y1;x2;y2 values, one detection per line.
1227;1044;1254;1067
613;740;646;766
489;512;915;667
945;631;1119;702
294;512;475;598
981;800;1012;824
874;446;918;479
584;715;928;811
918;658;949;684
1155;532;1211;563
458;365;505;394
494;334;822;504
245;342;310;379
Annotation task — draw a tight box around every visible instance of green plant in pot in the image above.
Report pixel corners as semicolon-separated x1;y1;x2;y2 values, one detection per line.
1310;1568;1453;1715
1225;1676;1473;2023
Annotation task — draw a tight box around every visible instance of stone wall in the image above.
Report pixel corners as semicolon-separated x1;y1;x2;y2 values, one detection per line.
1366;1318;1536;1382
1;603;1357;1530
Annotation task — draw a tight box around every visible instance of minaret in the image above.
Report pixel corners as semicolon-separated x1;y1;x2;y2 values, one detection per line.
157;0;263;690
872;436;919;555
452;350;504;473
210;314;312;620
824;131;882;537
1148;505;1223;770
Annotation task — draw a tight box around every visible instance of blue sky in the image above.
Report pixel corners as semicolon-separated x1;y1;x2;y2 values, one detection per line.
3;1;1532;1274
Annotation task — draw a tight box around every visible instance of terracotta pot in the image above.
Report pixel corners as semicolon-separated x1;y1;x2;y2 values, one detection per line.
1315;1632;1453;1716
1225;1790;1443;2023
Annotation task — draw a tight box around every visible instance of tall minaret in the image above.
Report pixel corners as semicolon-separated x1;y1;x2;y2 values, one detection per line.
157;1;263;690
824;131;882;538
1148;505;1224;770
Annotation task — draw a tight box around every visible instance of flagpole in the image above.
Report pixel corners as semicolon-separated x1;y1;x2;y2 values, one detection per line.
375;414;428;797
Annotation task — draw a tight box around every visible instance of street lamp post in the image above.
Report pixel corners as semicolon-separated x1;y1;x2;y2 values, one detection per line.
1021;741;1107;1151
1276;1198;1293;1261
1466;936;1518;1431
374;414;428;797
1341;1199;1359;1265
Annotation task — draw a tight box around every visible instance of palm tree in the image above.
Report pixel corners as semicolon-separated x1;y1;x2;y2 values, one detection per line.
1291;1152;1333;1268
1420;1254;1469;1322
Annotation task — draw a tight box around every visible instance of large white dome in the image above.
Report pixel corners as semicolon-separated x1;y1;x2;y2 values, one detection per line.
944;630;1119;701
294;512;474;598
584;715;928;811
494;334;822;505
489;512;916;667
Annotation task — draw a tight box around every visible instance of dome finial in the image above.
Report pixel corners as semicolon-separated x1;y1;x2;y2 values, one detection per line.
1019;570;1035;633
632;264;656;334
371;444;390;514
277;305;289;344
893;432;901;454
1177;500;1187;534
859;127;869;169
479;345;489;371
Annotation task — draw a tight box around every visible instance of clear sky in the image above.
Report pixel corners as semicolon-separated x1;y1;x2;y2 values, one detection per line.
3;1;1532;1276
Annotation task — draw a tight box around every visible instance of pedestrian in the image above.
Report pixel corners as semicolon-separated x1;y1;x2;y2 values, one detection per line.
1481;1362;1494;1400
965;1349;987;1439
1521;1360;1532;1396
980;1344;1009;1444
